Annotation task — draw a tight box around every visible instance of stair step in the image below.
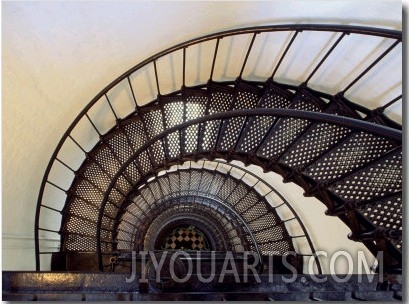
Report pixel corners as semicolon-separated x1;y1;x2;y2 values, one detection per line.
182;88;208;155
328;147;402;203
198;83;234;153
105;129;142;185
236;81;294;154
356;192;402;251
216;82;262;152
257;86;326;160
115;119;148;183
278;95;361;169
120;117;147;153
303;132;398;184
160;94;185;161
139;106;166;166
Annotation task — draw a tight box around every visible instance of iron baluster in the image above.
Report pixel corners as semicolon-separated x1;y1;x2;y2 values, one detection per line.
153;60;161;96
182;47;186;87
85;113;102;137
239;32;258;79
210;38;220;81
304;32;347;84
46;180;67;194
40;204;62;214
271;30;300;79
68;134;88;154
38;227;60;234
377;95;402;112
127;76;139;108
55;157;76;173
341;39;401;94
105;93;119;121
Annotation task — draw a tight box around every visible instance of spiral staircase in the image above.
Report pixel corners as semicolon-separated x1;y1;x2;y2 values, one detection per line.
3;25;402;301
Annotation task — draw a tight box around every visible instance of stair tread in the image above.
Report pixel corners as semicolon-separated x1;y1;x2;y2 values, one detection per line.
236;81;294;154
138;107;167;165
198;83;234;152
328;147;402;203
278;96;362;169
217;82;262;152
180;88;209;156
356;192;402;242
303;132;398;183
59;78;402;269
256;86;325;160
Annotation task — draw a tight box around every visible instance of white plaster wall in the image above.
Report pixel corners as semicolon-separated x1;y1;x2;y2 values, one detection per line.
2;1;402;270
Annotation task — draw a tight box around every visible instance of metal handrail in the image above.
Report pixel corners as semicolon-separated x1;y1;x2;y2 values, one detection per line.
116;162;319;271
128;191;264;265
114;164;322;273
35;24;402;270
94;108;402;271
211;160;322;274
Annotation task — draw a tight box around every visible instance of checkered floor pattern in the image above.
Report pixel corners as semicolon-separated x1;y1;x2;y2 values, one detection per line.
163;226;209;250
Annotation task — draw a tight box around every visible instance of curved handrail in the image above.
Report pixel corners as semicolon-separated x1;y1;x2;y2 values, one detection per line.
212;159;322;272
130;190;264;266
35;24;402;270
95;109;402;270
115;160;322;273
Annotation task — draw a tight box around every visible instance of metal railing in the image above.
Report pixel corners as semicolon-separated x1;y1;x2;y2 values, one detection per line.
35;24;402;271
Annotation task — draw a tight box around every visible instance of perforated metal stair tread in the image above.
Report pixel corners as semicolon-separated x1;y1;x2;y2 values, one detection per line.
278;95;363;169
114;168;296;255
47;78;401;272
236;81;294;154
303;132;398;183
182;88;208;156
217;82;262;152
159;95;185;161
357;192;402;251
198;83;234;153
257;86;326;160
328;148;402;203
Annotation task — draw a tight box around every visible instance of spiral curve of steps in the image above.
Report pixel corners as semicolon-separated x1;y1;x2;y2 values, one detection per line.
35;24;402;275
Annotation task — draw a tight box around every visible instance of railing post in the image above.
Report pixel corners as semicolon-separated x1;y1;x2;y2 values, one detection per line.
304;32;347;85
239;32;258;79
34;25;402;274
341;39;401;94
210;38;220;81
271;30;300;79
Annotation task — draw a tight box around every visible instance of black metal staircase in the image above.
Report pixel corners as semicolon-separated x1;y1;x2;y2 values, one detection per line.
7;24;402;301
